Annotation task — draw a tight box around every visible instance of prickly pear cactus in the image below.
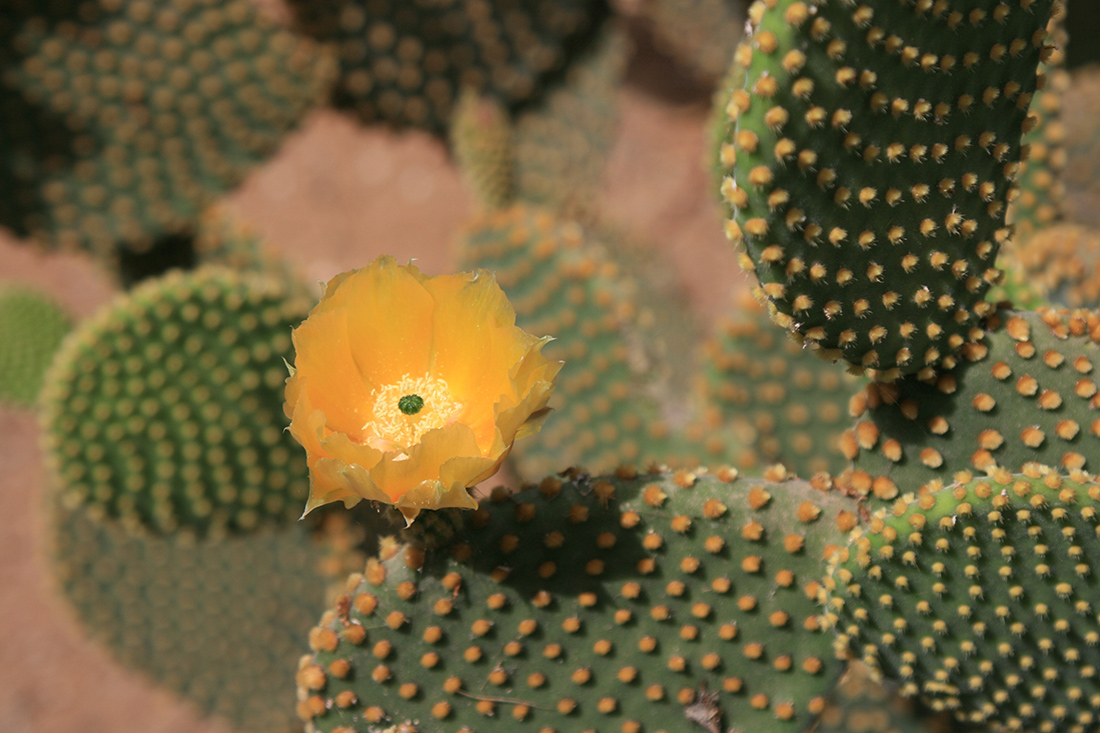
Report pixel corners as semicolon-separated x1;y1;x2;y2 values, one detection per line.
450;23;626;219
720;0;1056;380
0;0;334;257
839;308;1100;503
511;24;627;221
1007;3;1068;240
0;284;70;406
451;90;516;211
702;294;865;477
829;468;1100;731
286;0;611;134
40;266;312;536
298;468;859;733
457;204;696;476
51;497;355;733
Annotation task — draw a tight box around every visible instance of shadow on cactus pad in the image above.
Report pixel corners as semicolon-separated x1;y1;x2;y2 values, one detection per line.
298;467;859;732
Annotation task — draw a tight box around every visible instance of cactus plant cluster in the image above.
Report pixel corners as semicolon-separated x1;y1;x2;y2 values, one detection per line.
299;468;857;733
40;265;313;536
718;0;1051;381
13;1;1100;733
0;0;335;261
285;0;612;133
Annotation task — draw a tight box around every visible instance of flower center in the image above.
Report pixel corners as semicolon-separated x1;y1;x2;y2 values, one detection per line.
363;374;461;450
398;394;424;415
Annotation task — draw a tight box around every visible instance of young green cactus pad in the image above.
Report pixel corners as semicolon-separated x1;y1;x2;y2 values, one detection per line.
0;0;334;256
828;468;1100;732
51;498;346;733
511;24;627;221
451;90;516;210
40;266;312;536
457;204;688;477
702;294;865;477
840;308;1100;503
286;0;611;134
0;284;70;406
719;0;1056;379
297;468;859;733
449;23;625;218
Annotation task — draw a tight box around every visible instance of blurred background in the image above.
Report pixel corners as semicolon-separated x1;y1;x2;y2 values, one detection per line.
2;0;1100;731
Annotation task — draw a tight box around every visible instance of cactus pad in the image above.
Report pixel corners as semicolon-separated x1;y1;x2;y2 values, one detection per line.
0;284;70;406
840;308;1100;503
451;90;516;210
51;498;349;733
457;205;689;476
702;294;865;477
40;266;312;536
641;0;744;81
829;469;1100;731
720;0;1055;379
298;468;858;732
511;24;627;220
0;0;334;255
287;0;611;134
1007;6;1068;241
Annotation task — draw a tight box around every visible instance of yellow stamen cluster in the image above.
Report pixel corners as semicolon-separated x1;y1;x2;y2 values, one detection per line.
363;374;461;450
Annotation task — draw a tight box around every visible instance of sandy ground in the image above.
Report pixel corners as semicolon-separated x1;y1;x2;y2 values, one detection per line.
0;27;740;732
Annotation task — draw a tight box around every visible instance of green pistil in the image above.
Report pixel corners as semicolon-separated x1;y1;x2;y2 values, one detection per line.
398;394;425;415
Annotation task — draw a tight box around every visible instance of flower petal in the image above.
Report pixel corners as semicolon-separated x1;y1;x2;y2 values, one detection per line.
289;308;374;436
322;257;436;389
427;271;549;447
368;422;493;502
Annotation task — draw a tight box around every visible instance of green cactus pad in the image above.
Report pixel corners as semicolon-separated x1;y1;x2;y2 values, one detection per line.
298;468;859;733
829;470;1100;731
840;308;1100;503
0;0;334;256
720;0;1055;379
511;24;627;220
458;204;705;477
287;0;611;134
1007;7;1068;241
642;0;744;81
0;284;70;406
451;90;516;210
40;266;312;536
702;294;865;477
51;498;353;733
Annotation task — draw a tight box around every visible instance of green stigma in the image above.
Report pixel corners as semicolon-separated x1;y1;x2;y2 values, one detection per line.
398;394;425;415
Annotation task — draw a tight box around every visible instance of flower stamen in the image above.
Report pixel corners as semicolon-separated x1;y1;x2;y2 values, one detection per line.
363;374;461;450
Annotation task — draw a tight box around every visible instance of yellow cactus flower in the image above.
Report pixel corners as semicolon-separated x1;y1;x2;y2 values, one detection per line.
284;256;560;523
